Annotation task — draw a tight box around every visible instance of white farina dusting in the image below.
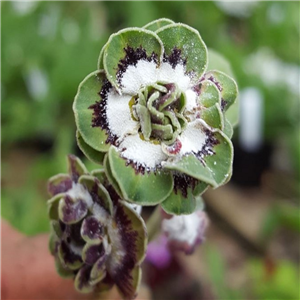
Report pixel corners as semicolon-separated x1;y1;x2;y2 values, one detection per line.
157;62;191;92
179;120;206;155
162;213;201;245
92;203;109;225
121;60;158;95
67;182;93;208
120;134;167;168
106;91;138;139
184;89;198;112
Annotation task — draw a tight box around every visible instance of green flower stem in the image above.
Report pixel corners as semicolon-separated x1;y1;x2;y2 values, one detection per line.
146;205;163;243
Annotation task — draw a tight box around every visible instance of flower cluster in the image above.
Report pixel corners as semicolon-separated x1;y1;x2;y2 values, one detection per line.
48;155;146;299
73;18;237;215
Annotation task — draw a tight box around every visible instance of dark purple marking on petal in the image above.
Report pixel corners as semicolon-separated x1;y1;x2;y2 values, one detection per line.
77;265;92;291
85;243;105;266
82;216;104;240
207;75;223;92
89;79;119;146
64;221;85;246
61;195;88;224
163;47;186;69
48;176;72;196
193;129;220;164
104;184;121;205
123;157;163;176
108;203;139;299
221;98;228;111
116;46;158;84
173;173;199;198
68;155;83;182
94;273;114;293
60;241;83;265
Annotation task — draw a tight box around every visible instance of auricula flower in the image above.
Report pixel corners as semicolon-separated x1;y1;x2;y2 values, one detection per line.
47;155;147;299
73;18;238;215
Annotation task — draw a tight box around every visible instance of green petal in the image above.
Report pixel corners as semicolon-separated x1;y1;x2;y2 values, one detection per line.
163;155;217;187
55;258;74;278
90;255;107;285
91;169;106;185
224;118;234;139
73;70;110;153
79;175;113;215
108;147;173;205
201;103;224;130
143;18;175;32
161;182;206;215
58;241;83;271
103;28;163;91
199;80;220;108
76;131;105;165
74;266;94;293
204;129;234;186
97;44;106;69
47;193;65;220
204;70;238;111
156;23;207;82
103;154;123;198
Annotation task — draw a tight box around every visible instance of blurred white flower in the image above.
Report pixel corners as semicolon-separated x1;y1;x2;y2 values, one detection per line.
215;0;258;18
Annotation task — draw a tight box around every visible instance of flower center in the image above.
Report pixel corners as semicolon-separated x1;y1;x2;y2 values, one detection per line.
131;83;187;145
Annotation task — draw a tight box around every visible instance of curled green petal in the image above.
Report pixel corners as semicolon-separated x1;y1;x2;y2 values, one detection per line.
108;147;173;205
201;103;224;130
48;193;65;220
76;131;105;165
163;155;217;187
48;174;72;197
73;70;110;153
156;23;207;82
224;118;234;139
68;154;88;183
199;80;220;108
143;18;175;32
204;70;238;111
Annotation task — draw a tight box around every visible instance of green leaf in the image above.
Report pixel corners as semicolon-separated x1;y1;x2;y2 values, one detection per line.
143;18;175;32
163;154;217;187
103;28;163;91
156;23;207;82
73;70;110;153
108;147;173;205
76;131;105;165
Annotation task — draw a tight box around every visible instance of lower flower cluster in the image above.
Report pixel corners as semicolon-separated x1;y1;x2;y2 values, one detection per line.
48;155;147;299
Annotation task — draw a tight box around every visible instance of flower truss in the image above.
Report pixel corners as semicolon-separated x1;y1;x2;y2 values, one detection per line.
47;155;147;299
73;18;238;215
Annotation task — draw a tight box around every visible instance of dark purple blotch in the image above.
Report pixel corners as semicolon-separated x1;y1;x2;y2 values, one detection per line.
84;243;105;266
60;240;82;266
117;46;158;83
48;176;72;196
108;202;139;299
173;173;199;198
82;216;104;240
89;79;119;146
68;154;84;182
163;47;187;69
61;195;88;224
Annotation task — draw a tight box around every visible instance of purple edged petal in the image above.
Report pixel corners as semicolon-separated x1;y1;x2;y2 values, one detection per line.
67;154;87;183
81;216;104;243
58;195;88;224
47;174;72;196
106;201;147;299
